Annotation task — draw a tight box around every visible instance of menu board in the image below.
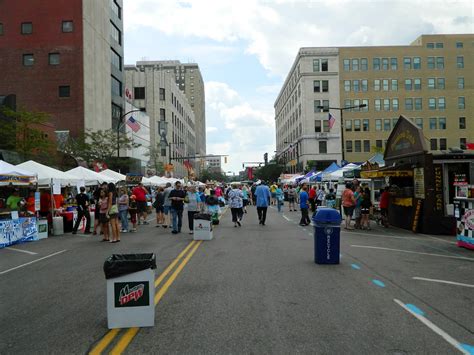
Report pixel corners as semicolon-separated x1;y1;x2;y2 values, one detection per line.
454;173;468;186
413;168;425;199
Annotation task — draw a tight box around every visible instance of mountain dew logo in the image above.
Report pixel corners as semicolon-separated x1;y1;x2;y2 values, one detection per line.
114;281;149;307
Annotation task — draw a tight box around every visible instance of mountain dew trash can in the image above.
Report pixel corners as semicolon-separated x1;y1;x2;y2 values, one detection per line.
313;208;342;264
104;253;157;329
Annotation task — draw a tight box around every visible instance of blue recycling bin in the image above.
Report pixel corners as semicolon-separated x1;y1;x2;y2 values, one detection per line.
313;208;342;264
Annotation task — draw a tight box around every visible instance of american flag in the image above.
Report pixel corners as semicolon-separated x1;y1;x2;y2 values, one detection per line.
328;112;336;129
126;116;140;132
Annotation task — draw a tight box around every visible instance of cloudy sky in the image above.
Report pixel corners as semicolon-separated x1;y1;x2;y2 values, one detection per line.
123;0;473;174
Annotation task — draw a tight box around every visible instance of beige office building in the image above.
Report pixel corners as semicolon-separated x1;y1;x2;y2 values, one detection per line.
275;34;473;171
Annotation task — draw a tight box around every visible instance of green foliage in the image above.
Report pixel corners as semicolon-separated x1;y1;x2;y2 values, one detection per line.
254;163;285;182
198;168;227;183
0;106;54;160
372;145;385;154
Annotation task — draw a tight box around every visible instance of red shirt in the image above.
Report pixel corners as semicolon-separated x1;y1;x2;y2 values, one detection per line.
132;187;147;202
40;192;51;212
309;188;316;199
379;191;390;209
27;197;36;213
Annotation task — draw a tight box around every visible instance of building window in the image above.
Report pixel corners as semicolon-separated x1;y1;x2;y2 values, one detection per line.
458;97;465;109
382;79;389;91
354;119;361;132
0;23;4;35
376;140;383;149
391;79;398;91
390;57;397;70
62;21;73;33
427;57;435;69
436;42;444;49
21;22;32;34
111;76;122;97
415;98;422;110
353;80;360;92
319;141;327;154
362;119;369;131
414;78;421;90
22;54;34;66
322;100;329;112
458;77;464;89
439;117;446;129
363;140;370;152
426;42;434;49
160;108;165;120
362;99;369;111
111;48;121;70
392;98;399;111
353;99;361;111
321;59;328;71
111;0;122;19
344;80;351;92
428;78;435;89
110;22;121;45
456;42;463;48
429;118;437;129
361;58;368;71
430;139;437;150
323;120;330;132
413;57;421;69
439;138;447;150
374;79;380;91
352;58;359;71
58;85;70;97
459;117;466;129
322;80;329;92
460;138;466;149
314;100;321;113
361;80;368;92
49;53;60;65
345;120;352;132
405;79;412;90
344;99;351;110
375;99;381;111
313;59;320;72
384;119;391;131
438;97;446;110
428;98;436;110
405;98;413;110
315;120;322;132
383;99;390;111
313;80;321;93
159;88;165;101
436;57;444;69
346;141;353;153
381;58;389;70
373;58;380;70
403;57;412;69
134;87;145;99
354;140;361;152
457;56;464;68
415;118;423;129
437;78;445;89
343;59;350;71
375;119;382;131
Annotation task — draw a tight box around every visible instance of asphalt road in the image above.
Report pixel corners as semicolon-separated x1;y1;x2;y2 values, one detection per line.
1;205;473;354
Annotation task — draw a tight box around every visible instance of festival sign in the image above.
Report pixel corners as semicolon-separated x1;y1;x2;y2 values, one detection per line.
0;217;39;248
384;115;428;162
125;174;143;184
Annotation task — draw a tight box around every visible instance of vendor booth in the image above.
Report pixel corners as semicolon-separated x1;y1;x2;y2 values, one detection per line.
362;115;474;236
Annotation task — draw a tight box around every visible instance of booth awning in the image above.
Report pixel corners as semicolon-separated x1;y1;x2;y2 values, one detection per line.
361;168;413;179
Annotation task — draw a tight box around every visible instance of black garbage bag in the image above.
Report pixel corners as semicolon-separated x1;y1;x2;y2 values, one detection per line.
104;253;156;279
194;213;211;221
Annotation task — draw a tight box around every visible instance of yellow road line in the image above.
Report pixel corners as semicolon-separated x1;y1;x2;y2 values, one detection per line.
88;328;120;355
109;327;139;355
155;240;196;288
154;240;202;305
108;241;204;355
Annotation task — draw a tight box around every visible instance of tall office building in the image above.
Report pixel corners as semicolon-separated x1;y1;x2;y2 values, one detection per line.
0;0;125;138
275;34;473;172
125;65;197;177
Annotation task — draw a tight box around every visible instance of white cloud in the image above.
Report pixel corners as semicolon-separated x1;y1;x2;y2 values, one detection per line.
124;0;473;78
206;126;218;133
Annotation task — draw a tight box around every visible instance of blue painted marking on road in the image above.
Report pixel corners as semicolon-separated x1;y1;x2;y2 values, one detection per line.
351;263;360;270
405;304;425;316
461;344;474;355
372;279;386;288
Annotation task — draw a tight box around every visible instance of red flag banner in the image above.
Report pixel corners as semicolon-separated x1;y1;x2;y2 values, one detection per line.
247;167;253;180
466;143;474;150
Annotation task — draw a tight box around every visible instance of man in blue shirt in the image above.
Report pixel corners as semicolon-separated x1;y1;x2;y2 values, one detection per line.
255;181;271;225
299;185;311;226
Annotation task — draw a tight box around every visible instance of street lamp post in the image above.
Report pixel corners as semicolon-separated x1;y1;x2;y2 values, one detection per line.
317;104;367;163
116;108;145;158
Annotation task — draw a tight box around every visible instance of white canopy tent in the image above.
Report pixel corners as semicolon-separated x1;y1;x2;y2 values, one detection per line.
0;160;37;186
141;176;153;186
66;166;115;186
147;176;169;186
98;169;126;183
323;163;361;181
16;160;79;186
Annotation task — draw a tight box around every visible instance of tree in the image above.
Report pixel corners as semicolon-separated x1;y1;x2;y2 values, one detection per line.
0;106;55;160
198;168;227;183
254;163;285;182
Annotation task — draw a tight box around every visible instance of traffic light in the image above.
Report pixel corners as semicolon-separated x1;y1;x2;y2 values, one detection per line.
264;152;268;165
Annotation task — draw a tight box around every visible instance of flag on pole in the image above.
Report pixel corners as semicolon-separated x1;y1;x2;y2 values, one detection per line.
328;112;336;129
466;143;474;150
126;116;140;132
